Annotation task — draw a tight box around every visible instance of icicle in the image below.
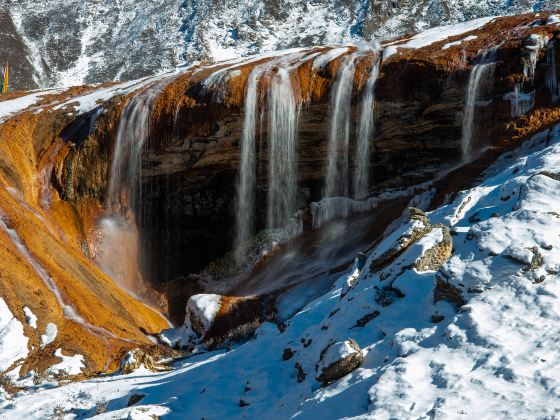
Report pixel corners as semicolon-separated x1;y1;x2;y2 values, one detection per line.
546;41;558;103
504;83;535;118
523;34;548;82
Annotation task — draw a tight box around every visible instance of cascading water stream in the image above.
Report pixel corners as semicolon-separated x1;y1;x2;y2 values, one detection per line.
323;55;357;219
234;51;312;264
461;49;497;162
107;80;169;214
101;78;171;291
0;212;82;322
266;67;299;232
234;68;262;264
0;204;132;344
353;56;379;199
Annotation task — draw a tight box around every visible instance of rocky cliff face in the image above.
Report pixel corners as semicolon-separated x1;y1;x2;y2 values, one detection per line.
0;12;559;376
1;0;558;90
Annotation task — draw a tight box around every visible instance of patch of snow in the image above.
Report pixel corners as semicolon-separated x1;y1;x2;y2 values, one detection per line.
383;16;495;59
52;73;175;114
47;349;84;376
312;47;349;69
547;14;560;24
0;90;61;123
0;298;28;372
40;323;57;348
22;307;37;329
442;34;478;49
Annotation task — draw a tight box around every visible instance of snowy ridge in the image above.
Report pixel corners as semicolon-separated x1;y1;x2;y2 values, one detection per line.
4;121;560;417
2;0;557;89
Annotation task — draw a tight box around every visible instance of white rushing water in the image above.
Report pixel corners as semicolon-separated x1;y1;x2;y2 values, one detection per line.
323;55;357;219
234;67;262;264
103;77;174;292
353;56;379;199
266;67;299;230
461;49;497;161
107;79;169;213
234;51;311;263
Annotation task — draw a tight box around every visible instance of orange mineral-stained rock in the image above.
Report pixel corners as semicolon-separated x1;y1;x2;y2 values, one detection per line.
0;99;170;379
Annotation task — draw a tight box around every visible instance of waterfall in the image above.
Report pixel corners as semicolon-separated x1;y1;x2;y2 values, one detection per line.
102;78;170;291
461;49;497;161
266;67;299;230
353;57;379;199
107;81;167;214
323;55;357;219
234;68;261;264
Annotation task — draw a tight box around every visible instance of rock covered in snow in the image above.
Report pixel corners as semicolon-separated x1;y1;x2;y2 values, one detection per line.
316;339;363;385
370;207;432;271
119;349;155;375
22;307;37;329
414;225;453;272
186;294;222;337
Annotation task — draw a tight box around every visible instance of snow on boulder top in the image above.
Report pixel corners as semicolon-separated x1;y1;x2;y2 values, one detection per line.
0;298;29;372
383;16;496;59
318;340;360;372
0;89;62;123
186;294;222;336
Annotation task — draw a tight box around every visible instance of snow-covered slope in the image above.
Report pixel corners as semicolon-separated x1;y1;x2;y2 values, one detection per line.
1;0;558;89
3;122;560;418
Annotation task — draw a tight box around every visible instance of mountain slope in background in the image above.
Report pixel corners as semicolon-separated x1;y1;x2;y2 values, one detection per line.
1;0;558;90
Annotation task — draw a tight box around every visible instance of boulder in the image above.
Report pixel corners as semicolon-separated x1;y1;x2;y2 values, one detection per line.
186;294;222;337
119;349;155;374
414;225;453;272
316;339;363;385
370;208;432;271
